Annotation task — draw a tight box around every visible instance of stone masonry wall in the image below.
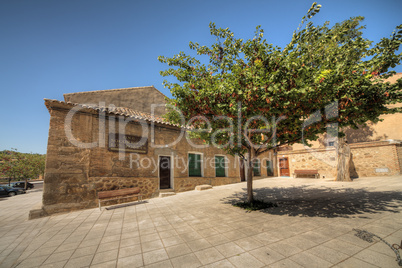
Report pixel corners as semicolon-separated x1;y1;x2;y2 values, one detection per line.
350;142;400;177
42;108;95;215
279;141;400;179
397;145;402;173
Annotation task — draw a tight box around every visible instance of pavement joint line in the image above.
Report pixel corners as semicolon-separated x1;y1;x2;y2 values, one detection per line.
1;176;402;267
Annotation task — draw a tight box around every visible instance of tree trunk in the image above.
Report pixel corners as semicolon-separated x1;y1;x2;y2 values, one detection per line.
336;137;352;182
246;147;254;203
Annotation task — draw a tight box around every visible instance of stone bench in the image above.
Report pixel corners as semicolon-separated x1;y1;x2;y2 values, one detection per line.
293;169;319;179
98;187;142;209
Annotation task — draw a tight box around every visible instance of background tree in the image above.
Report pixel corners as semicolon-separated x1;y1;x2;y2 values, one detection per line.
159;3;402;203
0;150;46;188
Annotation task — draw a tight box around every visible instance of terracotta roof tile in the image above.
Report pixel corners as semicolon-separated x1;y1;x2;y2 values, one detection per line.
44;99;182;128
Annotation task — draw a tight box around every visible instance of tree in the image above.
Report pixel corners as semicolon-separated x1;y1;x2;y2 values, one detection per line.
158;3;402;203
0;150;46;188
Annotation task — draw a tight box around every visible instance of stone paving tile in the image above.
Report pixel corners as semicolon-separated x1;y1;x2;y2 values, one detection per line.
90;259;116;268
215;242;245;258
165;243;192;258
170;253;202;268
268;258;304;268
78;238;102;248
265;241;303;257
234;236;264;251
120;237;141;248
321;238;364;256
116;253;143;268
354;248;398;267
204;234;230;246
144;259;173;268
194;247;225;265
281;236;318;251
97;240;120;253
202;259;235;268
161;235;184;247
91;248;118;265
143;248;169;266
248;246;286;265
187;238;212;251
306;245;349;264
141;239;164;252
227;252;265;268
70;245;98;259
332;257;379;268
42;249;75;265
119;244;142;258
289;251;332;268
367;241;397;257
64;255;93;268
15;255;49;268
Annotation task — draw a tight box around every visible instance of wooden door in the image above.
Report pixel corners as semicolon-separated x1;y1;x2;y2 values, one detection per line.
266;160;274;176
239;158;246;181
159;156;171;189
279;157;290;176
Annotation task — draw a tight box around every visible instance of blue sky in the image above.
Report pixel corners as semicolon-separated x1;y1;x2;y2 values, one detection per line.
1;0;401;154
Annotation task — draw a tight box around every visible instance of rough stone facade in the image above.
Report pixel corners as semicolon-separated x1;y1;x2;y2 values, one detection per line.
64;86;167;116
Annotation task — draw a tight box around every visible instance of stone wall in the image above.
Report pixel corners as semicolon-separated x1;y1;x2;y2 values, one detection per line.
349;142;400;177
397;145;402;173
64;86;167;116
42;108;95;215
279;141;401;179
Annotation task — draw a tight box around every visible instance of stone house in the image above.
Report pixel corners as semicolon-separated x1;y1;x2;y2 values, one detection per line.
38;73;401;216
40;86;275;216
277;73;402;179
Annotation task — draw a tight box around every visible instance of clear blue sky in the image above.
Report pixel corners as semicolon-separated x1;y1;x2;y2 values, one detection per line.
1;0;401;154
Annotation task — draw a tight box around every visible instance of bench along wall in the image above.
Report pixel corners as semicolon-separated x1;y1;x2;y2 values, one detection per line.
41;100;274;216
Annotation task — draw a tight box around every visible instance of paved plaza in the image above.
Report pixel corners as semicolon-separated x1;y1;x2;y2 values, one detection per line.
0;176;402;268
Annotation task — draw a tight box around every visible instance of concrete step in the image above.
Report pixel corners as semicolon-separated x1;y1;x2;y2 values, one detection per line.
159;191;176;198
195;185;213;191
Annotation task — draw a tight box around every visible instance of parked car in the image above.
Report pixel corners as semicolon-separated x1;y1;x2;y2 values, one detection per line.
10;181;34;190
0;185;26;197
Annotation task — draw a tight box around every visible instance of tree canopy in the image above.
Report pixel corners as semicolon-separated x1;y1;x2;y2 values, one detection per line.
0;149;45;182
158;2;402;202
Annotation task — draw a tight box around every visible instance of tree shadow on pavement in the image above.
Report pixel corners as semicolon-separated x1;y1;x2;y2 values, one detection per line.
221;186;402;218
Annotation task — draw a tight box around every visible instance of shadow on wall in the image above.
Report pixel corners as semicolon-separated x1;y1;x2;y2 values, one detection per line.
319;123;387;146
221;185;402;218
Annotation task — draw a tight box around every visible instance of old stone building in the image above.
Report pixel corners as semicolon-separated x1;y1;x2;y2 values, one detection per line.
37;73;401;217
39;86;275;216
278;73;402;178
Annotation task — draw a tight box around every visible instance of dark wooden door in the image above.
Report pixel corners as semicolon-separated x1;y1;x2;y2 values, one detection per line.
279;157;290;176
239;158;246;181
159;156;171;189
266;160;274;176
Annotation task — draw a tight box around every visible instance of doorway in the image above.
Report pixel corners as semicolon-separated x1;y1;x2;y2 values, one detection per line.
279;157;290;176
159;156;171;189
239;158;246;181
